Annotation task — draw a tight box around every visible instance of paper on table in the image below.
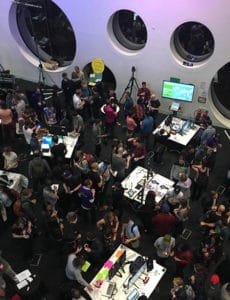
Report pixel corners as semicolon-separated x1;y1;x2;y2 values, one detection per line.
17;280;28;290
16;269;31;282
103;260;113;269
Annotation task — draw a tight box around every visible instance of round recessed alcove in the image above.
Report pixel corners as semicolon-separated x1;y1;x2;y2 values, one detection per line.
83;63;116;92
108;9;147;52
211;62;230;119
11;0;76;69
172;21;214;63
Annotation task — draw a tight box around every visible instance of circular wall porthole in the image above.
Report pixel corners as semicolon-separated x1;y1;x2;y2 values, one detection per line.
15;0;76;68
173;21;214;62
211;63;230;119
83;63;116;92
111;10;147;51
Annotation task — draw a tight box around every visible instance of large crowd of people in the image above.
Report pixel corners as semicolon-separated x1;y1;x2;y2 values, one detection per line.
0;69;229;300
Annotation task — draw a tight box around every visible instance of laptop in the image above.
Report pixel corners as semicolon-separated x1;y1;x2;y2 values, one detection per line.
101;281;116;298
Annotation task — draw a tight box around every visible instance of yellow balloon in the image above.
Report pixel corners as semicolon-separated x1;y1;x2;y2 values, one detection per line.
91;58;105;74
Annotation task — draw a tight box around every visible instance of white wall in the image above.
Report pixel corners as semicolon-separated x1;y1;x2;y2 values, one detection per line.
1;0;230;127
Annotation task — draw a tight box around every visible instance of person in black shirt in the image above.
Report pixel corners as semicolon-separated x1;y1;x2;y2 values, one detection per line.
148;94;161;128
62;169;81;212
61;73;73;107
51;135;67;166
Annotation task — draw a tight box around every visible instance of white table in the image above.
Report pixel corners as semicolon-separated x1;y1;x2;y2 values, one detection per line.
121;166;174;204
153;117;200;146
86;245;166;299
41;135;79;159
0;170;28;192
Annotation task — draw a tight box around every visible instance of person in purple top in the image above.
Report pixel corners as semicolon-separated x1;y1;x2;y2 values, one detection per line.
78;179;96;224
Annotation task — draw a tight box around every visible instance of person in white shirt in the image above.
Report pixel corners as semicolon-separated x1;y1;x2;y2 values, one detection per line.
65;247;93;292
73;90;84;111
2;147;18;171
22;121;36;146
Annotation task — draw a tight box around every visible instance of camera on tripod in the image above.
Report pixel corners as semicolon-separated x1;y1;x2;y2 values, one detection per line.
131;66;136;73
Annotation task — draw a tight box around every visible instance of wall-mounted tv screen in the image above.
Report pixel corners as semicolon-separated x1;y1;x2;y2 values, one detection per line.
162;81;195;102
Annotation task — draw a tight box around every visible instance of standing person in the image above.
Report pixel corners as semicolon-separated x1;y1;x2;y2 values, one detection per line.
170;155;190;182
154;234;175;265
78;179;96;224
0;102;14;143
190;263;208;300
121;216;141;249
92;119;106;159
28;150;51;192
61;72;73;108
65;246;93;292
151;203;176;237
103;100;117;139
148;94;161;128
137;81;151;106
51;135;67;166
173;242;192;277
111;147;131;182
192;160;209;200
123;92;134;118
71;66;84;91
126;112;137;138
206;274;221;300
0;254;18;291
73;89;85;113
2;147;18;172
140;111;154;150
130;138;147;169
31;87;44;122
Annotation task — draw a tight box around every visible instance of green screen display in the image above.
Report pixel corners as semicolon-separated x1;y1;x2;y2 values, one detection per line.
162;81;195;102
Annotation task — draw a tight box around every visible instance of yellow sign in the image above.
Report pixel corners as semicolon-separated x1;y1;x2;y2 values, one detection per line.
91;58;105;74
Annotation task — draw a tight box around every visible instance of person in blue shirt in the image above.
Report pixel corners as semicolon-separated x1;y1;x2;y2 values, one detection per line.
121;215;141;249
123;92;134;117
140;111;154;150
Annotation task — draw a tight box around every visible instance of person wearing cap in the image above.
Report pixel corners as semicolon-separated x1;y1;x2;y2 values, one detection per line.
206;274;221;300
154;234;175;265
151;203;176;237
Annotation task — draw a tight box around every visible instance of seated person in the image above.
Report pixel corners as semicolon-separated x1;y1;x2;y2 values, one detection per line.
121;216;141;249
43;104;57;125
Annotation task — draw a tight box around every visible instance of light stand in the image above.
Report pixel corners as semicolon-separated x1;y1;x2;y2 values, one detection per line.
119;66;139;102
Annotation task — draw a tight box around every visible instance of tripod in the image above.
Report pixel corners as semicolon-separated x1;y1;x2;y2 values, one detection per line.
119;66;139;102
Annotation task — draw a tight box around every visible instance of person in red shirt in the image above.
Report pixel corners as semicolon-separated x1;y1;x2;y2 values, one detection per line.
126;112;137;137
137;81;151;106
129;137;147;169
152;203;176;237
173;242;192;277
103;100;117;139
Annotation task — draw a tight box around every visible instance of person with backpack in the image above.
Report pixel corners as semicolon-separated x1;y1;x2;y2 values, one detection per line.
121;215;141;249
28;149;51;192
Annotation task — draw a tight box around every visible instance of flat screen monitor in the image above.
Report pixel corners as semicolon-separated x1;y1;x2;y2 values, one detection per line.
42;136;53;146
162;81;195;102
